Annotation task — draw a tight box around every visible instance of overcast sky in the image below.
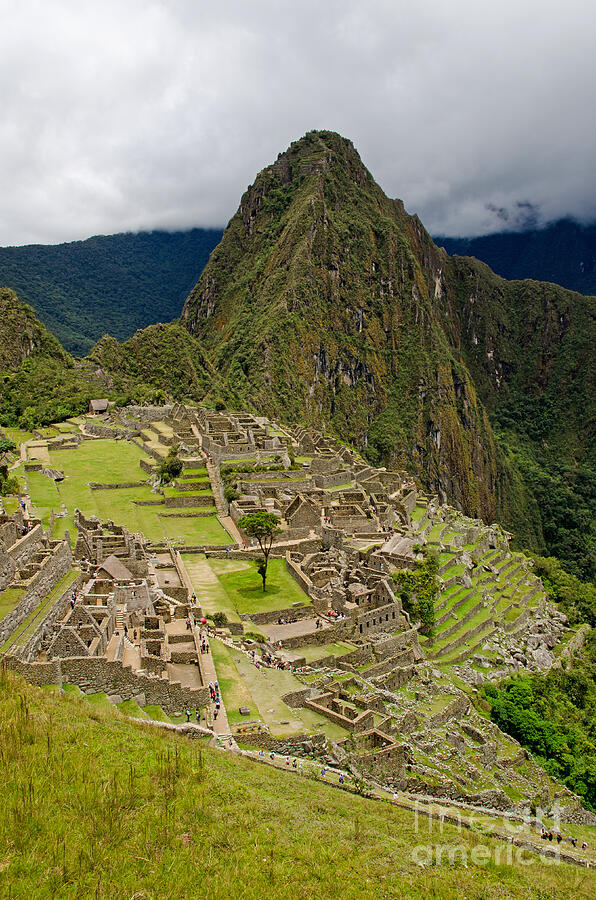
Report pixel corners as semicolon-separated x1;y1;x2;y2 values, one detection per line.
1;0;595;245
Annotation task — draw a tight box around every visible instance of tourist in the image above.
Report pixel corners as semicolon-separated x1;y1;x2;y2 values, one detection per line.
196;710;200;724
292;758;297;769
285;757;290;766
213;708;218;721
259;749;264;758
185;708;190;722
339;773;344;784
320;767;326;777
269;752;275;761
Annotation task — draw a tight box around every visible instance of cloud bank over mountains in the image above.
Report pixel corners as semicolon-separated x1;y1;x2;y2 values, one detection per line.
1;0;595;244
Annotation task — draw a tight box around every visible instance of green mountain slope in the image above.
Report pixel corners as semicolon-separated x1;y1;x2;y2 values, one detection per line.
181;131;508;527
181;131;595;574
88;322;218;402
437;218;596;295
0;288;106;427
0;228;222;355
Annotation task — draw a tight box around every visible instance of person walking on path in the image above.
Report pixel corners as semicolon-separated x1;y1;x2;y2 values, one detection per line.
185;708;190;723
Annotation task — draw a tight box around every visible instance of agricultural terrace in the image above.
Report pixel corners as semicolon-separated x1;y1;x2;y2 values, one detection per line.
23;434;231;546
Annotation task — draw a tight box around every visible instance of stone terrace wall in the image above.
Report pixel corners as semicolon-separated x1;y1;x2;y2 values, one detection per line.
0;540;73;645
235;730;327;757
20;571;86;662
89;481;146;490
7;523;44;568
312;471;352;489
285;553;315;598
279;620;353;649
115;405;174;424
242;604;315;625
4;655;209;714
85;423;139;439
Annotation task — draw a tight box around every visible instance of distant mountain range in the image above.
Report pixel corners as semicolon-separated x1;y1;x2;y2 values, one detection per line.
2;215;594;360
436;218;596;295
0;228;223;355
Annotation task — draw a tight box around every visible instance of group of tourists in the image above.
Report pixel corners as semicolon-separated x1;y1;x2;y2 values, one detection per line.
277;615;299;624
208;680;221;721
539;829;588;850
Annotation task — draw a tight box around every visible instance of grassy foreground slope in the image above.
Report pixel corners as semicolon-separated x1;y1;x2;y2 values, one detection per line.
0;670;594;899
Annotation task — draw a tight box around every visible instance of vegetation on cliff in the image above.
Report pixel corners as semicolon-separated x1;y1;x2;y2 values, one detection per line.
0;288;106;428
180;131;595;576
88;322;218;403
484;632;596;812
483;561;596;810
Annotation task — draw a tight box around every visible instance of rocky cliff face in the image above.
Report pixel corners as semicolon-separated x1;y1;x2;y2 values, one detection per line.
181;132;544;531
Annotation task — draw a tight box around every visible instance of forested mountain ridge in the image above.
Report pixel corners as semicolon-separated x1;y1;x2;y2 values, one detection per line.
181;130;595;578
437;218;596;296
0;228;222;355
0;288;108;427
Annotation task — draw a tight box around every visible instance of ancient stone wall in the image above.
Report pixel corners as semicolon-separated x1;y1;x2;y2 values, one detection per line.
285;553;315;597
243;604;315;626
363;648;417;679
20;571;86;662
235;730;327;757
0;539;73;645
5;655;210;713
89;481;146;490
312;471;351;489
276;620;352;649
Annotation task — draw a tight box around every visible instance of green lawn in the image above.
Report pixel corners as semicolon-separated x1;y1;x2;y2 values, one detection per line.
3;427;34;447
24;437;231;547
210;638;260;724
207;558;312;615
182;554;242;622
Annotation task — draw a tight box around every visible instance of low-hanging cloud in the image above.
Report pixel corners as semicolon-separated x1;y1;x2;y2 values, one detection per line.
1;0;595;245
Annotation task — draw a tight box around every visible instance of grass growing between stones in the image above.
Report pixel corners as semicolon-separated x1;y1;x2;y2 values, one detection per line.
0;587;26;621
0;569;79;652
0;669;593;899
208;558;312;615
229;647;349;741
292;641;356;663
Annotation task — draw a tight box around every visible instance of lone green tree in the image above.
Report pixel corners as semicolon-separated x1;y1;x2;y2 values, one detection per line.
237;511;281;591
159;444;183;484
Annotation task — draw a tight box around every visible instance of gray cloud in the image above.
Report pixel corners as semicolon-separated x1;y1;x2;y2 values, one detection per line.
1;0;595;244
